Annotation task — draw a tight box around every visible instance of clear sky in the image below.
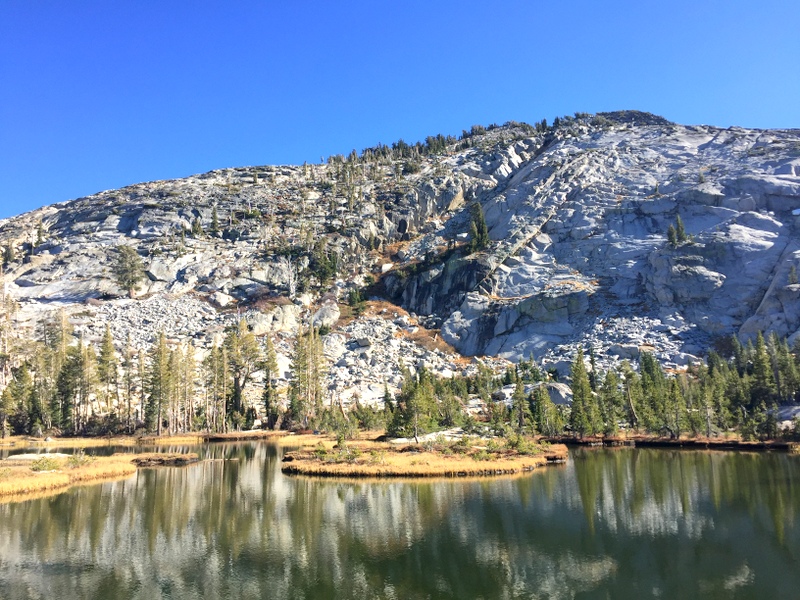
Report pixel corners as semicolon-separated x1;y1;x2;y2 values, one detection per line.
1;0;798;219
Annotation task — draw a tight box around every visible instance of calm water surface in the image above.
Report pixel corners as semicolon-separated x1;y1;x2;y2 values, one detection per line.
0;444;798;599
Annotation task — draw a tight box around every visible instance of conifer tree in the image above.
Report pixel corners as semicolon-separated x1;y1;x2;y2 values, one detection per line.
262;337;280;429
2;244;14;267
182;343;196;432
113;245;145;298
146;332;170;434
619;361;641;429
511;374;532;433
531;384;563;436
167;348;181;434
225;319;261;421
751;332;775;407
289;326;326;428
664;378;686;439
467;203;489;253
675;215;687;243
76;339;97;433
122;335;136;432
97;325;118;415
211;206;220;235
388;367;436;441
599;369;623;435
667;224;678;247
569;347;597;437
383;380;394;421
203;344;226;432
639;352;666;430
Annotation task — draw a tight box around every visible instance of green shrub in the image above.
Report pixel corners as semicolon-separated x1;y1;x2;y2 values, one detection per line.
30;456;61;472
67;451;96;469
472;450;491;461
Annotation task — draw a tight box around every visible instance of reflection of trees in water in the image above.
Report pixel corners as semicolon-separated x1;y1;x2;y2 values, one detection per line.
0;445;799;598
568;448;800;540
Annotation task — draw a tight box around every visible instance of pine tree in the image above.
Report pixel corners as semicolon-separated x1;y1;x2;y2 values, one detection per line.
599;369;623;435
35;221;44;248
97;325;118;415
639;352;666;431
467;203;490;253
588;346;598;391
225;319;261;423
113;245;145;298
619;361;641;429
167;348;181;434
569;347;596;437
203;344;225;432
383;380;394;420
122;335;136;432
675;215;687;243
3;244;14;266
5;363;33;434
511;375;532;433
751;332;775;408
262;337;280;429
181;343;196;432
531;384;563;436
388;368;436;441
211;206;220;235
289;326;326;428
77;339;97;434
667;224;678;247
664;378;686;439
776;338;799;402
191;217;203;237
146;332;170;434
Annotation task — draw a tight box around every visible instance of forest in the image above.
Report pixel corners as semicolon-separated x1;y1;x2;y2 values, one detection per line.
2;284;798;443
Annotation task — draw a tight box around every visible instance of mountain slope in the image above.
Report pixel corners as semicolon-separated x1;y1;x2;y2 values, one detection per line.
2;111;799;395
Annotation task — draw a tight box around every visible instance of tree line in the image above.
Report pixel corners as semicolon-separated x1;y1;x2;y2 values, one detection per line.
2;290;800;442
382;333;800;442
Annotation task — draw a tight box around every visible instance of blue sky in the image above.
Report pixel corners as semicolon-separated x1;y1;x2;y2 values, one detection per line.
1;0;798;219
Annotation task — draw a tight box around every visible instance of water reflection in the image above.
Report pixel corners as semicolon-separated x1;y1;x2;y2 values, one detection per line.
0;445;798;599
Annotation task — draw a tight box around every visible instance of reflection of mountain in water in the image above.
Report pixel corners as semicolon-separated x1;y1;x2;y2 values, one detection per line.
0;444;798;599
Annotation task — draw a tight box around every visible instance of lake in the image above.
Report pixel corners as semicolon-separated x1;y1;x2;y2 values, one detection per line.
0;443;798;599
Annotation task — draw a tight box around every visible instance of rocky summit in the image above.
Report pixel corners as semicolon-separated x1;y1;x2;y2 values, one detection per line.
1;111;799;402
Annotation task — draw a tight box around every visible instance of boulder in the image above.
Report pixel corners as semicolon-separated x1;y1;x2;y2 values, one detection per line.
210;292;235;308
312;302;340;329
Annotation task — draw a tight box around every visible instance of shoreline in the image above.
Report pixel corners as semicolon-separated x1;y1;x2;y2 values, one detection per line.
0;452;199;503
281;436;569;479
544;434;800;452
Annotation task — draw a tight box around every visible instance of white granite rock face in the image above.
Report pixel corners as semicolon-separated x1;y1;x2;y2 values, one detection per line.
1;113;799;384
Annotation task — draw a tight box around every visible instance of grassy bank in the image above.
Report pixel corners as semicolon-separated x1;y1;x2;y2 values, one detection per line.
0;452;199;503
281;435;568;478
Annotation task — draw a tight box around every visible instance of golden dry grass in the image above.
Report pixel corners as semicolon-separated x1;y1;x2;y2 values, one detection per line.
0;452;199;503
400;325;458;354
282;441;568;478
203;430;287;442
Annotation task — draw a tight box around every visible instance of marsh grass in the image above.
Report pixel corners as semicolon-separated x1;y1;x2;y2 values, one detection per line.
30;456;62;472
283;438;567;478
0;452;198;503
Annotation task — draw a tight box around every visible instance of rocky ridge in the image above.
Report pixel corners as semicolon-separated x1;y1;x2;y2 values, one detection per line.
1;111;799;405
